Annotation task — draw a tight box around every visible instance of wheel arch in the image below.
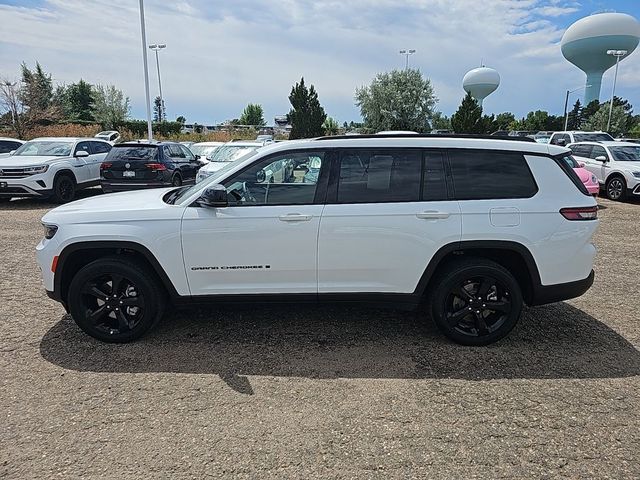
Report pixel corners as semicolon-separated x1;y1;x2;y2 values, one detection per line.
53;168;78;184
415;241;542;305
54;241;180;305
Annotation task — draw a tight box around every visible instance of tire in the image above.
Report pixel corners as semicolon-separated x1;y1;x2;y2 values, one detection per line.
52;174;76;203
428;258;523;346
605;175;626;201
67;256;165;343
172;174;182;187
0;197;10;202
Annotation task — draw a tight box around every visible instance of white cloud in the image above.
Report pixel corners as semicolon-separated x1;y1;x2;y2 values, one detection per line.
0;0;638;123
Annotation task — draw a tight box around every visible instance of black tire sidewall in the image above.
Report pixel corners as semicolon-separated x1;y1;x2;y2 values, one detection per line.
606;176;626;201
53;174;76;203
67;258;164;343
172;174;182;186
430;262;523;346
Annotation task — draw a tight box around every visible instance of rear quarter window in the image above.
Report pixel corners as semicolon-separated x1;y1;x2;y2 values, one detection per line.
448;149;538;200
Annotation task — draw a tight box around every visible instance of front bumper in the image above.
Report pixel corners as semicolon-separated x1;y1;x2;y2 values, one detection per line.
0;173;52;197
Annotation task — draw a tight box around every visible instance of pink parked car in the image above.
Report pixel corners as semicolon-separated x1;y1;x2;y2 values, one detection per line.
563;155;599;196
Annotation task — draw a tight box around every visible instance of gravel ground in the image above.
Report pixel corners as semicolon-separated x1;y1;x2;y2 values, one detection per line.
1;191;639;479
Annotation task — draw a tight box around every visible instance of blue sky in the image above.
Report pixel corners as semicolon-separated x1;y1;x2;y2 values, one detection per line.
0;0;639;125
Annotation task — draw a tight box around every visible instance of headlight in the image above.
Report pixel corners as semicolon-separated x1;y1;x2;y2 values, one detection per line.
632;171;640;179
24;165;49;174
591;175;598;183
42;223;58;239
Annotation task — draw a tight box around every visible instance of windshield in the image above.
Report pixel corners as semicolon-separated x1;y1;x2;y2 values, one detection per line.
168;150;259;205
209;145;258;163
107;145;158;161
13;141;73;156
609;146;640;161
190;145;220;158
573;133;614;142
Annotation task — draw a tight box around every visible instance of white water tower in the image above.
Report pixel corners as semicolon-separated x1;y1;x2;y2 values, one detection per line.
462;67;500;107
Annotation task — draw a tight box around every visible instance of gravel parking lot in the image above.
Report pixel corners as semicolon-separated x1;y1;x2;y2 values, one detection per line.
1;192;639;479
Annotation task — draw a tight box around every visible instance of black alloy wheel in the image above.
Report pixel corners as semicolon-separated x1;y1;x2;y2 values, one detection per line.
605;176;626;201
430;259;523;346
172;174;182;187
67;257;165;342
52;174;76;203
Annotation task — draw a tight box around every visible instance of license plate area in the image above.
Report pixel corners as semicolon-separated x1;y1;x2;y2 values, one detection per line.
122;171;135;178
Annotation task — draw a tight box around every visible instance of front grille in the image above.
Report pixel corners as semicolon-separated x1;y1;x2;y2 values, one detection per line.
0;168;33;179
0;186;30;194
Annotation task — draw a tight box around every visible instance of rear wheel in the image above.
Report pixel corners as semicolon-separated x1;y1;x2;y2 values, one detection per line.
172;174;182;187
52;174;76;203
429;258;523;346
67;257;165;343
605;175;626;201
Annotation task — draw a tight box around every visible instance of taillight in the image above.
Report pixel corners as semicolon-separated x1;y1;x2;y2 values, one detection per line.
100;162;112;170
51;255;59;273
145;162;167;171
560;206;598;221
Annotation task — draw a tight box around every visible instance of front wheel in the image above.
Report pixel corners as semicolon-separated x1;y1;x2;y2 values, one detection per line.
429;258;523;346
605;176;626;201
67;257;165;343
52;174;76;203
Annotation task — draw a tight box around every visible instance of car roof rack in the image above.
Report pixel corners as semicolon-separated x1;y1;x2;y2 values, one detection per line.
313;133;536;142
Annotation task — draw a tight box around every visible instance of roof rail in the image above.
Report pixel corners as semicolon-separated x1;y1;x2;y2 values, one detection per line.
313;133;536;143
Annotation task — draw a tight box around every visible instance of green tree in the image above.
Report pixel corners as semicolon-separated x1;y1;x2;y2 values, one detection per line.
93;84;130;129
355;69;436;133
63;79;95;121
18;62;58;124
322;116;339;135
239;103;266;126
581;100;600;125
566;99;582;130
153;95;166;122
451;92;485;133
176;115;186;124
430;111;451;130
288;77;327;139
490;112;516;132
584;102;628;136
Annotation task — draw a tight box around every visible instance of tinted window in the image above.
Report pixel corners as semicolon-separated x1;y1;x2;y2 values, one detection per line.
449;150;537;200
106;145;158;161
422;150;448;201
569;144;592;158
91;141;111;154
609;145;640;161
180;144;195;160
573;133;614;142
590;145;608;160
75;142;91;154
337;150;421;203
223;151;324;206
0;141;21;153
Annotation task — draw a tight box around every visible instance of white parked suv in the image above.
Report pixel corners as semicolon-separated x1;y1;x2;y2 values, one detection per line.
36;134;598;345
568;141;640;200
549;131;614;147
196;141;265;182
0;137;112;203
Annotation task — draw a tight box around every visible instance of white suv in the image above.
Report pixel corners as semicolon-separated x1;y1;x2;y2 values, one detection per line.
36;135;598;345
549;131;614;147
0;137;112;203
568;141;640;200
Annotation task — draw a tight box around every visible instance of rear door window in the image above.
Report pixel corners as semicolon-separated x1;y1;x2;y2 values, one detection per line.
569;144;592;158
90;141;111;154
422;150;448;201
448;149;537;200
336;150;421;203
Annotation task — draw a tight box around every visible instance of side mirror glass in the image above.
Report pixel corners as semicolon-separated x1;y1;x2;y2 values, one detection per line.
256;169;266;183
595;155;608;162
198;184;228;208
75;150;90;158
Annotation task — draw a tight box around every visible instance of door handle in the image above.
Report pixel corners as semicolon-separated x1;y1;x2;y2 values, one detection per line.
416;211;450;220
278;213;312;222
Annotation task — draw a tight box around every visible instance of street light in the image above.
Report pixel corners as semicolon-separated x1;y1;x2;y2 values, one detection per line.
148;43;167;121
563;85;592;131
399;49;416;70
138;0;153;140
606;49;628;132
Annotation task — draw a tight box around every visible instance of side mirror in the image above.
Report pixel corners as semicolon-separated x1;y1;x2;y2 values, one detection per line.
198;184;228;208
8;150;15;155
194;155;201;160
256;169;266;183
578;162;586;168
556;139;566;147
595;155;608;162
75;150;90;158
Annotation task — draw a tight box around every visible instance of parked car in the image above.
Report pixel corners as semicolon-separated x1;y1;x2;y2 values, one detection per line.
560;154;599;196
549;131;614;147
95;131;121;144
38;134;598;346
100;141;202;193
255;135;274;144
567;141;640;200
196;141;264;182
0;137;111;203
491;130;510;136
189;142;224;163
509;130;537;137
180;141;195;149
530;134;551;144
0;137;25;158
431;129;453;134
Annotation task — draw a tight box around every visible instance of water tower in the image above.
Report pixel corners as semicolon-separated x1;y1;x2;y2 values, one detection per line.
561;12;640;105
462;67;500;108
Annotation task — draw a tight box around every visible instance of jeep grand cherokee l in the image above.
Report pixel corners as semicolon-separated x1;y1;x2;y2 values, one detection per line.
37;135;598;346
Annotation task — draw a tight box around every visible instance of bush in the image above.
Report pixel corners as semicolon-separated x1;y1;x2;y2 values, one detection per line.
22;123;102;140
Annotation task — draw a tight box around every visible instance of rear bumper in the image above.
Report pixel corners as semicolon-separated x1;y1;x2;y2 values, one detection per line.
101;181;172;193
529;270;595;306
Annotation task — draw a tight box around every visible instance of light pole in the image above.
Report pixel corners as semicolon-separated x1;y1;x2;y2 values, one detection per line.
563;85;591;131
606;49;627;133
138;0;153;140
148;43;166;121
399;49;416;70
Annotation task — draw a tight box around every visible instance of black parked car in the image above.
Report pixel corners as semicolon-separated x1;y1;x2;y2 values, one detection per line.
100;141;203;193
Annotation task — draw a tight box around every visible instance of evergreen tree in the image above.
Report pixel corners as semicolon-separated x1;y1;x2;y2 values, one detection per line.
153;96;166;122
288;77;327;139
64;79;95;121
450;92;484;133
322;116;339;135
239;103;266;126
581;100;600;125
567;99;582;130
